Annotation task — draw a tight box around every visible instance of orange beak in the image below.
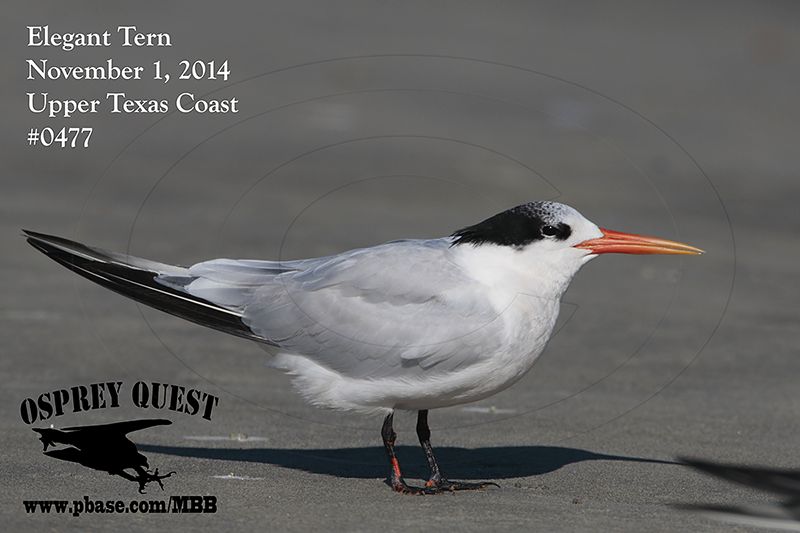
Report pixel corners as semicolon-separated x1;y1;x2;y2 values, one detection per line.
574;228;704;255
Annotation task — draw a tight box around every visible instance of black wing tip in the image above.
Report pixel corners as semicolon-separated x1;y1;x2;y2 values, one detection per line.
22;228;55;242
124;418;174;431
131;418;173;426
22;229;45;248
22;229;85;259
60;418;174;432
23;229;81;248
21;229;268;344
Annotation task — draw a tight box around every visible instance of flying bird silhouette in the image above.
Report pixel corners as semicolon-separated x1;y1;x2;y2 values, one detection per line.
25;201;702;493
32;419;175;493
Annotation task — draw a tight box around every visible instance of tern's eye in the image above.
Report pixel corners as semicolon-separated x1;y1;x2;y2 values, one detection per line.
541;225;559;237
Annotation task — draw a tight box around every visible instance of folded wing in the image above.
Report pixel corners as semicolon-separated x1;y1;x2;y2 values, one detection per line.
179;240;506;379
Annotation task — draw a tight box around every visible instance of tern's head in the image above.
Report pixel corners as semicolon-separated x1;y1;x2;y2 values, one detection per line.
450;201;702;291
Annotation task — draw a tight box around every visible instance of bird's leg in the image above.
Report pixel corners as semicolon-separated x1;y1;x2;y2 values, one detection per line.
416;409;499;492
131;466;176;494
382;411;429;494
416;409;443;487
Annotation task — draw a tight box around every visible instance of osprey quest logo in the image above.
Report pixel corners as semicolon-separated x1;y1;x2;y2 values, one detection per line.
32;419;176;494
20;381;220;495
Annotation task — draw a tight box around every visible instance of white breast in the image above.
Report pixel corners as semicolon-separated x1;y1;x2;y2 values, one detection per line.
393;289;561;410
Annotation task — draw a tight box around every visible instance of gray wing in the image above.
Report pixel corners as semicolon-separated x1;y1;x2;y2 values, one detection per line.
174;239;507;379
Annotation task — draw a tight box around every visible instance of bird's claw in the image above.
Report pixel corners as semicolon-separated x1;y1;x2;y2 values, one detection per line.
388;477;498;495
425;478;500;492
387;476;434;495
136;468;176;494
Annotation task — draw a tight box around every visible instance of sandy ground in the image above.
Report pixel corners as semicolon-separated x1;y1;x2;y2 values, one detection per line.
2;1;799;531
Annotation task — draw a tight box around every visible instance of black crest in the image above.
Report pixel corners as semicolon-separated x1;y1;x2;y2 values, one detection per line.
450;202;572;247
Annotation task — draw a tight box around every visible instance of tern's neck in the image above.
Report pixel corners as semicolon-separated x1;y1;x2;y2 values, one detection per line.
449;243;590;300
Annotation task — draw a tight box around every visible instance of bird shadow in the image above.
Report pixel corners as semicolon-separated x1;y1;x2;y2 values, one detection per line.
139;443;675;481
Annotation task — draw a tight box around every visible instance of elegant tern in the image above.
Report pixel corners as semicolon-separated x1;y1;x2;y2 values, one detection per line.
24;200;703;493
